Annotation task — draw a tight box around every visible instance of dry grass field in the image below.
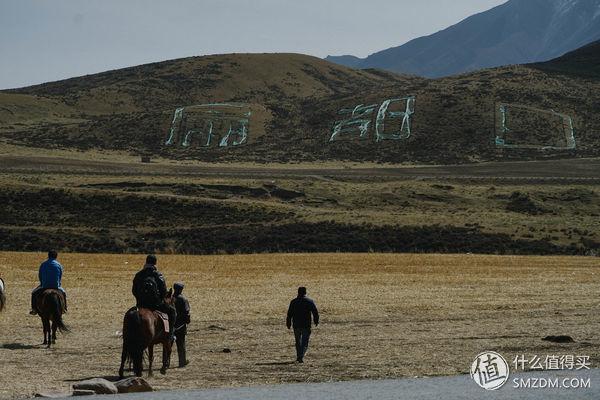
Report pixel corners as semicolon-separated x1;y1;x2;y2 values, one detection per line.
1;154;598;254
0;252;598;399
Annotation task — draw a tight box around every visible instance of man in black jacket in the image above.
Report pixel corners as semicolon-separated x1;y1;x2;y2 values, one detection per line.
173;282;191;367
286;286;319;363
132;255;177;342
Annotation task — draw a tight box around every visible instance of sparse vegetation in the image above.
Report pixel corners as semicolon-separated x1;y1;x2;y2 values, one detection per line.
1;52;599;163
0;156;598;255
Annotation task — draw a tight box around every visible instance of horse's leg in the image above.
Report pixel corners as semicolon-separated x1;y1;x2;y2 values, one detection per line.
148;344;154;377
160;340;171;375
119;344;127;378
45;320;51;348
42;317;50;346
47;320;54;348
52;319;58;344
166;337;172;368
41;318;46;345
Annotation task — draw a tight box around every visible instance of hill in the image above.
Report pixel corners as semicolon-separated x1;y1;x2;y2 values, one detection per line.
0;53;408;156
326;0;600;78
0;48;599;163
531;40;600;78
8;53;399;106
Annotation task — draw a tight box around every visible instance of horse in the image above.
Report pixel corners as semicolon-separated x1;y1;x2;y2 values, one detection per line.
0;278;6;312
119;289;175;378
36;289;69;347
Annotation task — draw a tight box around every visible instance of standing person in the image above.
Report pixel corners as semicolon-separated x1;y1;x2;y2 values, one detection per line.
132;255;177;342
30;250;67;315
286;286;319;363
173;282;191;367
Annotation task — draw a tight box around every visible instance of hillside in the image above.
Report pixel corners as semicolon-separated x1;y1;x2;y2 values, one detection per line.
531;40;600;79
0;53;408;156
8;53;400;107
326;0;600;78
1;50;599;257
0;48;599;163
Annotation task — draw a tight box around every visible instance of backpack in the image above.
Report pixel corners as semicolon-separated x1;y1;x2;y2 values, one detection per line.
139;276;160;307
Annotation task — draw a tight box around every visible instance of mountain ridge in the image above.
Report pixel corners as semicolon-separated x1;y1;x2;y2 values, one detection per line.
326;0;600;78
531;39;600;78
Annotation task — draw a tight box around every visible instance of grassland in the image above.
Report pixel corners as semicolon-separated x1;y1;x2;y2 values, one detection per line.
0;252;598;399
0;153;598;255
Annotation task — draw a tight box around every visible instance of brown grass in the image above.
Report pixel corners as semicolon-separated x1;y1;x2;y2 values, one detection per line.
1;164;597;250
0;252;599;398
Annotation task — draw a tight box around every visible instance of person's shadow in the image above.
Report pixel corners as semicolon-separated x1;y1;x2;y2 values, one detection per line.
255;361;296;366
1;343;38;350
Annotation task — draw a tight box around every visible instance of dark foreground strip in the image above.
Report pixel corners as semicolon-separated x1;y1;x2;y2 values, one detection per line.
0;222;595;256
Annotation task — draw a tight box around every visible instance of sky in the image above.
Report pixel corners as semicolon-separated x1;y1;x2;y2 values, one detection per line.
0;0;507;89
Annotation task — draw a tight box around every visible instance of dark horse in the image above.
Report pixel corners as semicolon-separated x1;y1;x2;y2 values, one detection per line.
36;289;68;347
119;289;174;378
0;277;6;312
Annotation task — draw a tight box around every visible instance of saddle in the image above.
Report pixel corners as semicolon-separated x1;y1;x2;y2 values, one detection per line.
137;307;170;333
155;310;170;334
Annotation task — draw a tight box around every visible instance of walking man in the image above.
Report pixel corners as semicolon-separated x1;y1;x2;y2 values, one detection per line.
173;282;191;367
286;286;319;363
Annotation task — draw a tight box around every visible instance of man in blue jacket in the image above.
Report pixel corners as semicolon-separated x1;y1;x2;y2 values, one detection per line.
30;250;66;315
286;286;319;363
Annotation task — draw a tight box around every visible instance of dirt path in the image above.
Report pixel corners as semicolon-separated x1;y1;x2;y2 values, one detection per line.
1;154;599;182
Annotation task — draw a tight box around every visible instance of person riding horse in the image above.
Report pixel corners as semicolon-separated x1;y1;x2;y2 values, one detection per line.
30;250;67;315
132;255;177;342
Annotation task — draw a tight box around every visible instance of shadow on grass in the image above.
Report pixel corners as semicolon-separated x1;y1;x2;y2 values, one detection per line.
255;361;297;366
1;342;38;350
63;375;122;382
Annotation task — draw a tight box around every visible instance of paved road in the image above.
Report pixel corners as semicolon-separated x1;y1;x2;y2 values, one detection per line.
84;370;599;400
2;155;600;183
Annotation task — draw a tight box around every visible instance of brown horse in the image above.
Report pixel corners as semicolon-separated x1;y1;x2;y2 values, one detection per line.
0;278;6;312
119;289;174;378
36;289;69;347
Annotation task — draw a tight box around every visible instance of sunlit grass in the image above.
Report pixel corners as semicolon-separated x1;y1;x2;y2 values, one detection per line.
0;252;598;398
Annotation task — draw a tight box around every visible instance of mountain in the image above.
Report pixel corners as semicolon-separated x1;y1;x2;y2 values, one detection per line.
324;55;363;69
326;0;600;78
531;39;600;78
1;44;600;164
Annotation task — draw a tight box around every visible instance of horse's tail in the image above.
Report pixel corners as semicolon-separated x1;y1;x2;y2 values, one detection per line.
123;308;145;377
51;292;69;333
